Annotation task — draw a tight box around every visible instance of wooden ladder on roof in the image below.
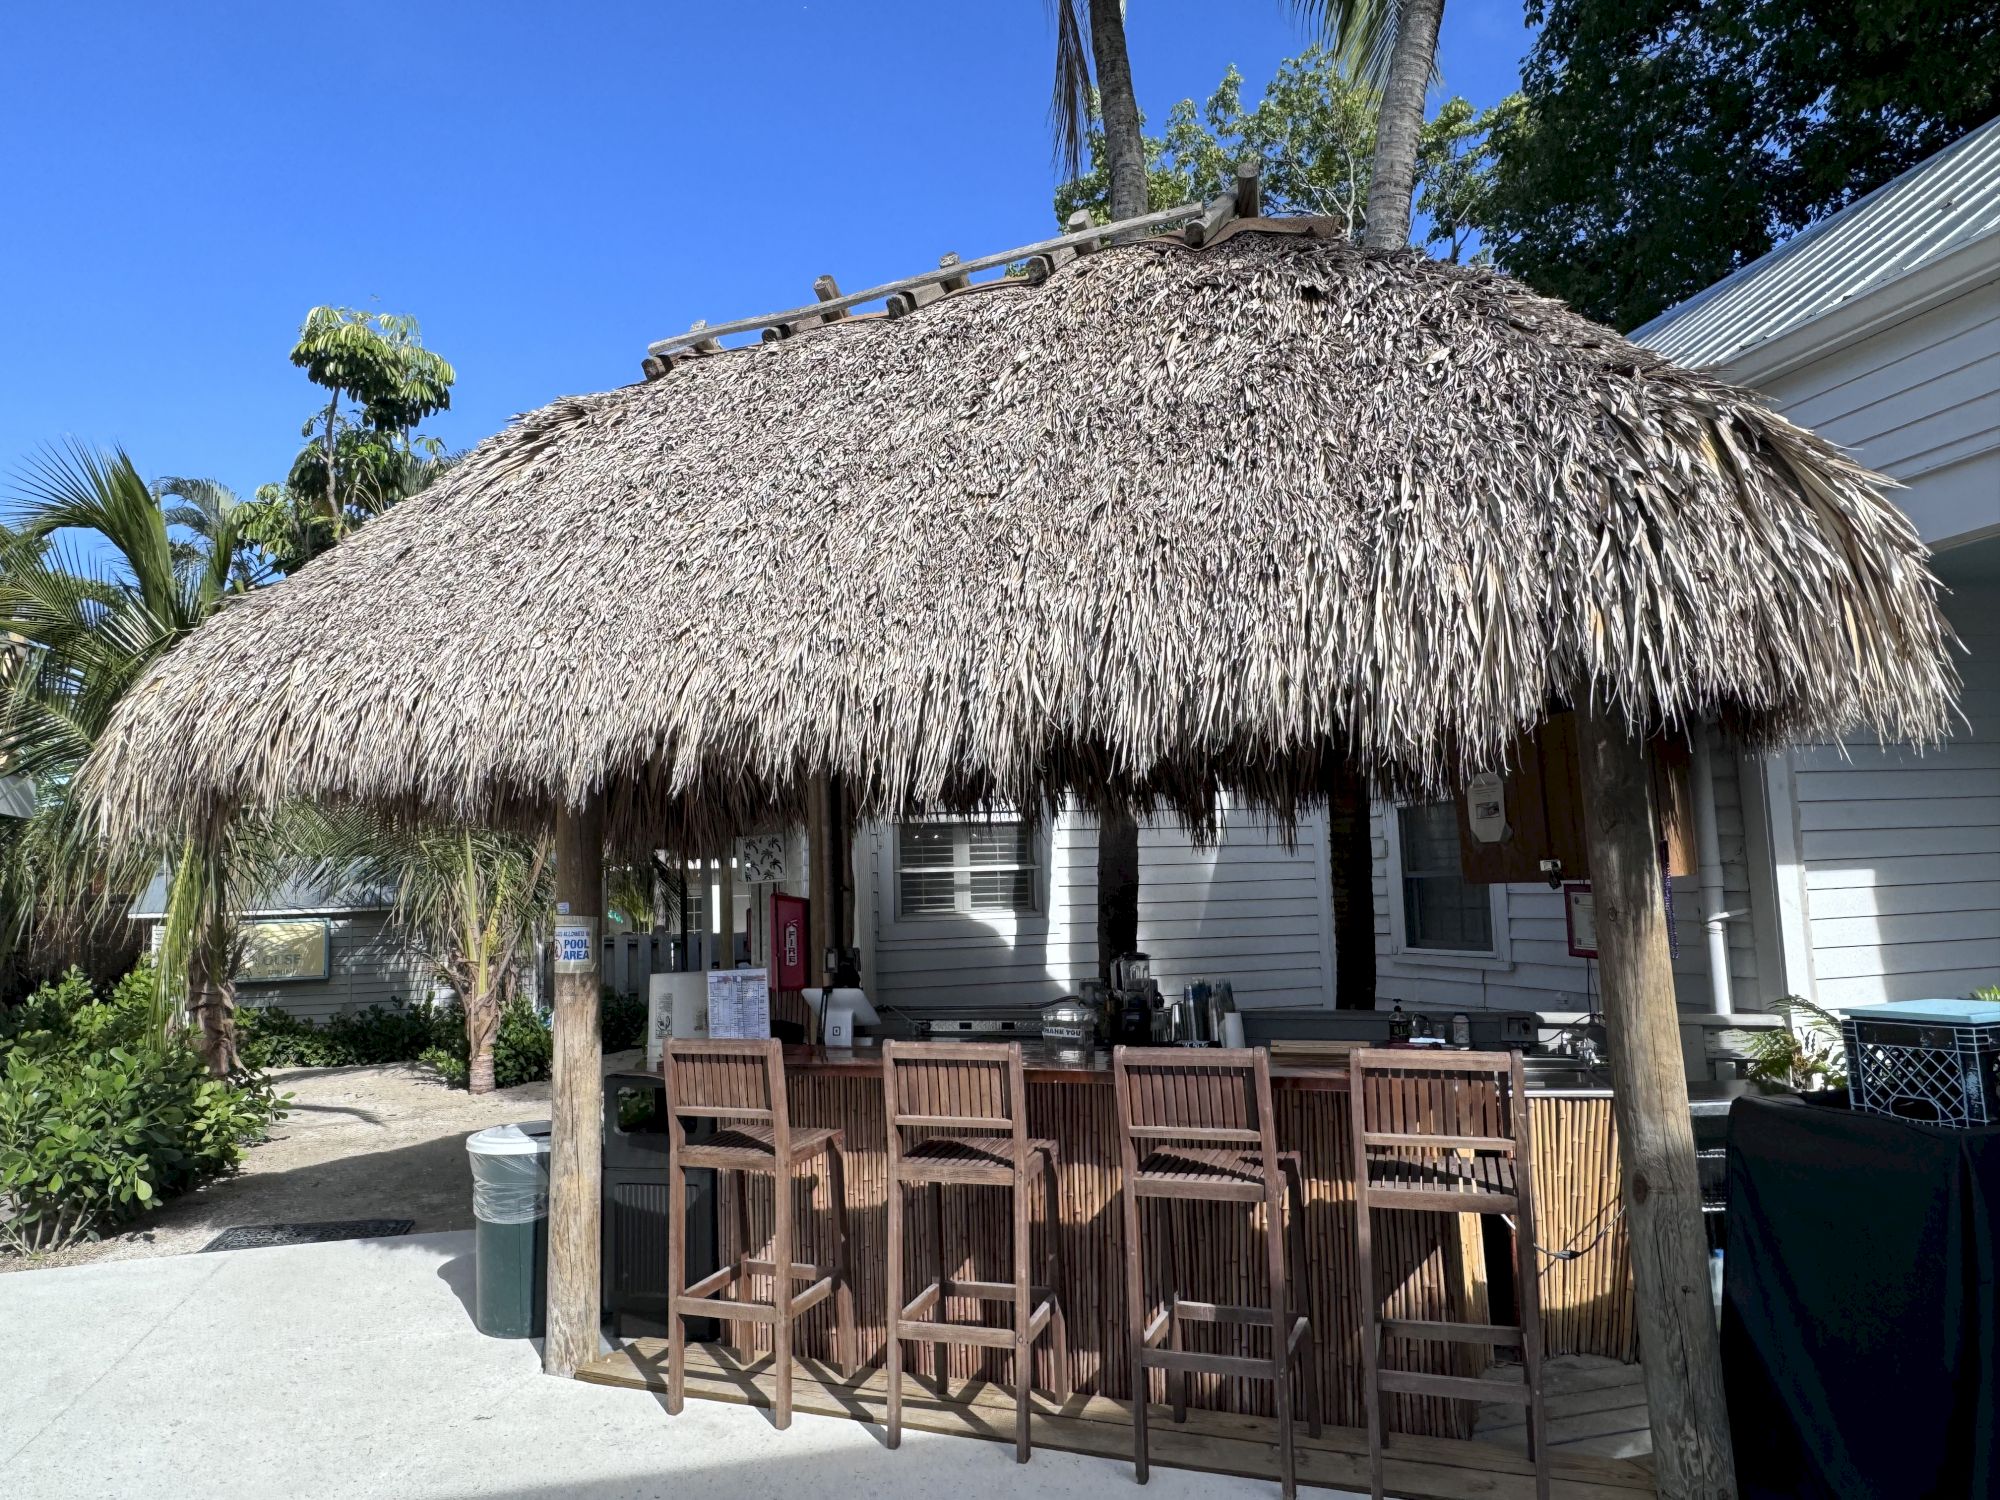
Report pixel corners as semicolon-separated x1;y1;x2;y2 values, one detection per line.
639;160;1265;377
1350;1047;1551;1500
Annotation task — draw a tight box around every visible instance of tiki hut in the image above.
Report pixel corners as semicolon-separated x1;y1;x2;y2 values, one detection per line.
88;223;1949;847
82;215;1953;1487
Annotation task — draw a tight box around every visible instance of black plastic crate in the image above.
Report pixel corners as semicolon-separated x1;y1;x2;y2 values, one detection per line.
1843;1009;2000;1128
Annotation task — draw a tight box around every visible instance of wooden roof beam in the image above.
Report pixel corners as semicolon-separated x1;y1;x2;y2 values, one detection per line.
645;198;1210;358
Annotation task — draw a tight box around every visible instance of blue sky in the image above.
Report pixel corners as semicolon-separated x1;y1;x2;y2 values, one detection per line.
0;2;1536;503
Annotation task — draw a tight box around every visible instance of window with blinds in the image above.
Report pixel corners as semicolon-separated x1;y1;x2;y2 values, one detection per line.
896;820;1039;919
1397;799;1495;953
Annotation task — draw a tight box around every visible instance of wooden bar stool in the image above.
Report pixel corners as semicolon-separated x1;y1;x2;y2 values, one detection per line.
662;1037;857;1430
1350;1048;1549;1500
1112;1046;1320;1499
883;1039;1069;1463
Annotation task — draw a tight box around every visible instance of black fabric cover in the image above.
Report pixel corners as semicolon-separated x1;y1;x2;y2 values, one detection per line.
1724;1095;2000;1498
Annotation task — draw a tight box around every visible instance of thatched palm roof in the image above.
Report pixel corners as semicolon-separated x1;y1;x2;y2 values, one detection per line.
85;223;1953;847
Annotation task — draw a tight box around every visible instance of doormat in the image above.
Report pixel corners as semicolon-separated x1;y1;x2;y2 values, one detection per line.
202;1219;415;1252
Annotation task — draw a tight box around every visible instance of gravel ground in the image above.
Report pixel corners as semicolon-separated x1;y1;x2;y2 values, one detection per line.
1;1049;647;1273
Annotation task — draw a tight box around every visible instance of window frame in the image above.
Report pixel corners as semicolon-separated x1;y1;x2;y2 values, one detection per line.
1382;800;1512;970
886;813;1050;931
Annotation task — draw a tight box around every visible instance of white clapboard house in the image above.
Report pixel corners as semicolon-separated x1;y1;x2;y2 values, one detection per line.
848;115;2000;1053
130;871;430;1024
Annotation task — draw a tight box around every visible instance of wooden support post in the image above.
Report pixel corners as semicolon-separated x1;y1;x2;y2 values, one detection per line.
831;775;854;960
718;843;736;967
1096;805;1140;984
806;777;830;993
813;274;845;324
544;792;605;1378
1574;701;1736;1498
1325;762;1376;1010
1235;157;1262;219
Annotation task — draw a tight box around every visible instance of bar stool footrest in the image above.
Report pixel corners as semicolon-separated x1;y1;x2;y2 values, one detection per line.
895;1302;1055;1349
1380;1316;1524;1347
1377;1369;1532;1404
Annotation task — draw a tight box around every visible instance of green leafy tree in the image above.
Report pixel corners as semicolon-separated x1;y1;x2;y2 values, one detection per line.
239;307;456;575
1488;0;2000;330
0;447;267;1069
279;808;551;1095
1056;50;1515;255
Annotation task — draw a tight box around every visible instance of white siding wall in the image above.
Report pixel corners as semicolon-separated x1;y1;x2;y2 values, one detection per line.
861;804;1336;1013
1759;281;2000;548
1795;584;2000;1005
232;911;430;1024
1370;741;1767;1013
1738;271;2000;1007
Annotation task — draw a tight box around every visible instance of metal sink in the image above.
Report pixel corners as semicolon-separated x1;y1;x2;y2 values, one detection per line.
1520;1053;1611;1091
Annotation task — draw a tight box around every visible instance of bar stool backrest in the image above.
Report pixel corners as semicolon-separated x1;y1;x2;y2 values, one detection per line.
662;1037;790;1156
1111;1045;1281;1177
881;1040;1030;1165
1348;1048;1524;1177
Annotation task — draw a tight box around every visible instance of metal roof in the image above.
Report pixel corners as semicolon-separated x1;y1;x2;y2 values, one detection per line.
128;867;397;919
1631;115;2000;366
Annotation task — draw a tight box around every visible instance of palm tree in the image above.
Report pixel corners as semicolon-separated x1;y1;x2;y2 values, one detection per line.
0;445;259;1067
1049;1;1149;220
1292;2;1448;1006
281;808;552;1095
1301;0;1447;250
1047;6;1149;969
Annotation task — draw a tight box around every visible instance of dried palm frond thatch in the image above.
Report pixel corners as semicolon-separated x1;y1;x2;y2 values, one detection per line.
82;225;1954;850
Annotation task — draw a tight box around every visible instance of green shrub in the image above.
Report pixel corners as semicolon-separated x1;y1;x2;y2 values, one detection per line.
417;1043;469;1088
601;986;646;1053
0;967;286;1256
0;966;155;1056
237;1001;444;1070
492;999;553;1087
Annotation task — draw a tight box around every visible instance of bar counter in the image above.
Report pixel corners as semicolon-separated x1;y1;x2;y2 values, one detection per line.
713;1044;1634;1440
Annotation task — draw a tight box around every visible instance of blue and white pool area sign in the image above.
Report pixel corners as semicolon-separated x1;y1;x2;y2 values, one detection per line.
554;916;597;974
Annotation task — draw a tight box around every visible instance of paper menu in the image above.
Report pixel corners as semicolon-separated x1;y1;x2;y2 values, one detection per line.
706;968;771;1040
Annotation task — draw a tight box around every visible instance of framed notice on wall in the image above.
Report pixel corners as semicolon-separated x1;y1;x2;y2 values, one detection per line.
237;919;331;984
1563;866;1679;961
1563;883;1598;959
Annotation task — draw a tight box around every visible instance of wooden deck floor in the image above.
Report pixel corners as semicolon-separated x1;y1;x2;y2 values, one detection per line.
1474;1358;1652;1464
576;1341;1657;1500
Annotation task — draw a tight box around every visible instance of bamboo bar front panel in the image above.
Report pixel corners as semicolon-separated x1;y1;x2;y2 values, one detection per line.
712;1050;1633;1441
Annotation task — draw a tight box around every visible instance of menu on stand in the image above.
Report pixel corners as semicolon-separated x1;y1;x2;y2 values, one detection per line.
706;968;771;1040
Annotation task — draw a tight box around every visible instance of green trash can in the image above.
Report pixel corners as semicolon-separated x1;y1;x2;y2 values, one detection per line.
467;1120;551;1338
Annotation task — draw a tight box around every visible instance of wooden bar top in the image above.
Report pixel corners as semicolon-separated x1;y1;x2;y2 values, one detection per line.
777;1042;1353;1091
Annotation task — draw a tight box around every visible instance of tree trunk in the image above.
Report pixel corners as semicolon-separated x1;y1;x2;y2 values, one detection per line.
1358;0;1445;251
188;970;238;1075
1325;763;1377;1009
321;390;341;542
1574;700;1737;1498
465;987;498;1095
544;794;605;1378
1096;806;1140;983
1088;0;1147;221
188;920;238;1076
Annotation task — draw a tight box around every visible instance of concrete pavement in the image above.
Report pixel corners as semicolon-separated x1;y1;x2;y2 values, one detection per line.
1;1230;1325;1500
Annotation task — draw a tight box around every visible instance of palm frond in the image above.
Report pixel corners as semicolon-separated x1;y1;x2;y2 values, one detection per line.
12;444;180;624
1048;0;1096;177
1292;1;1437;94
